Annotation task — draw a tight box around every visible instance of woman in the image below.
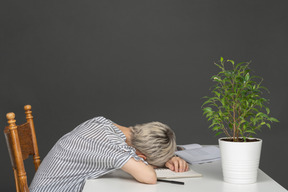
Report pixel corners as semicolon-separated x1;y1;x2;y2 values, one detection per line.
30;116;188;192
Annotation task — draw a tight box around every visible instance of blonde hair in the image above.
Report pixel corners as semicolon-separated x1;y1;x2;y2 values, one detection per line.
130;122;176;167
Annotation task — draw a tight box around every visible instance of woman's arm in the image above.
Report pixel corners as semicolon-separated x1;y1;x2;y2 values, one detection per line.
121;158;157;184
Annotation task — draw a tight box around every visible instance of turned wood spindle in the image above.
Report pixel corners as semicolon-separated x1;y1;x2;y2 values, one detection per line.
24;105;41;171
7;112;29;192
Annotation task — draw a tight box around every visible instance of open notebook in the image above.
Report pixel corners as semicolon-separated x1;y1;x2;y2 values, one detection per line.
155;168;202;179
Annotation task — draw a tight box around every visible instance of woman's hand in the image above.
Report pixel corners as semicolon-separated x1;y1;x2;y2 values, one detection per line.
165;156;189;172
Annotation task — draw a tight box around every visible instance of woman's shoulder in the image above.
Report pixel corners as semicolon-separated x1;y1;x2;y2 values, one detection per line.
89;116;114;125
76;116;114;128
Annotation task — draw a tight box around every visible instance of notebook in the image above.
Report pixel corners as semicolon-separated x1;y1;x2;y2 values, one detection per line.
155;168;202;179
175;144;221;164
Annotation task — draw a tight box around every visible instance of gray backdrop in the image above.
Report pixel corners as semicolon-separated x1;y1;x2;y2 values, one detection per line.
1;0;287;190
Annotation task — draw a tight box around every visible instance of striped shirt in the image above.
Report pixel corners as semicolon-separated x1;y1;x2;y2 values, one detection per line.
29;116;147;192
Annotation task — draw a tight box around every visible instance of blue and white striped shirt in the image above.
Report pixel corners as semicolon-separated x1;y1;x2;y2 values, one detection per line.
29;116;146;192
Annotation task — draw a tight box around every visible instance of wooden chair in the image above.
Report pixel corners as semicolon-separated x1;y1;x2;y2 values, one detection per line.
4;105;41;192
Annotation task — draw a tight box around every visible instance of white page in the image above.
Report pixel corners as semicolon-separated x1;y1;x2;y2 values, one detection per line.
155;168;202;179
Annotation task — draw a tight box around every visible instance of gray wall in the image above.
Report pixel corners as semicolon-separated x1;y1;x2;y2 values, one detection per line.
1;0;287;190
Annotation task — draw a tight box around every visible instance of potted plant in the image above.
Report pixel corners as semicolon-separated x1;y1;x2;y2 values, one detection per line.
202;57;279;184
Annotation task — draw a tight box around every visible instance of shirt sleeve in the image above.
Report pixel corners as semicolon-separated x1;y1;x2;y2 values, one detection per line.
113;145;148;169
101;128;148;169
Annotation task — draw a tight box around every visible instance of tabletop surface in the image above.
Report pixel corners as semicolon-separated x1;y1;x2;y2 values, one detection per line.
82;160;287;192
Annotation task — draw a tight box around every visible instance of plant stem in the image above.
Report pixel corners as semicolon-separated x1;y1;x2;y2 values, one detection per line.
233;105;236;141
222;126;232;138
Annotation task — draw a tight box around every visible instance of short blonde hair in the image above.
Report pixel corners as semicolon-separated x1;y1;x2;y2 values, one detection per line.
130;122;176;167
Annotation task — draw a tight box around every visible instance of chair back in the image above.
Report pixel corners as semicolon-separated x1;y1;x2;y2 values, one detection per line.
4;105;41;192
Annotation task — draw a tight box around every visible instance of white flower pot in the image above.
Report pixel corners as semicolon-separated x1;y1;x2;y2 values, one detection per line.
218;137;262;184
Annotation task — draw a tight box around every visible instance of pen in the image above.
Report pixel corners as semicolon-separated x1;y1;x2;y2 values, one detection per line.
157;179;185;185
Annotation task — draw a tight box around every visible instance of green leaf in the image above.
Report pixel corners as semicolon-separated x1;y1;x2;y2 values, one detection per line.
201;100;213;107
205;113;213;118
265;107;270;114
240;119;246;124
212;126;221;131
220;98;225;105
220;57;224;62
256;112;263;117
269;117;280;122
259;86;270;93
227;60;235;65
209;122;219;128
245;73;250;81
246;130;256;134
214;63;224;70
213;91;221;97
203;107;212;112
208;116;214;121
215;132;223;136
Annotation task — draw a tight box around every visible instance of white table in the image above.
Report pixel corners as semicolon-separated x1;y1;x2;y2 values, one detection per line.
82;160;287;192
83;161;287;192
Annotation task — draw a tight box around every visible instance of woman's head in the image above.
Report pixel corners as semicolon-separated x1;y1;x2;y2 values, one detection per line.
130;122;176;167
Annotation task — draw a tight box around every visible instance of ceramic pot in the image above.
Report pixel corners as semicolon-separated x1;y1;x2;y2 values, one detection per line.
219;137;262;184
